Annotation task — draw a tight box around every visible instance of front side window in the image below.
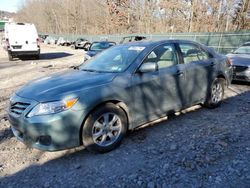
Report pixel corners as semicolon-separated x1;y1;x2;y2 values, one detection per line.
179;43;209;64
144;44;177;69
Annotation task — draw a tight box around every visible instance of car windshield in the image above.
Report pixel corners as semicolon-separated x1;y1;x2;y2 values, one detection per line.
234;46;250;54
80;45;146;73
90;42;115;51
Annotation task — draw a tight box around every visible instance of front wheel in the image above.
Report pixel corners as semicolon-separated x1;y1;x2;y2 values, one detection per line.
82;103;128;153
35;54;40;60
204;78;225;108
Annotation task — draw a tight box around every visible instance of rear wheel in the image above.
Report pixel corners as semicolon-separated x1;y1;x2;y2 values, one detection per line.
204;78;225;108
8;53;13;61
82;103;128;153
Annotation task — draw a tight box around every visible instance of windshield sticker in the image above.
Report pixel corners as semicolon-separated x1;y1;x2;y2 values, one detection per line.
128;46;145;51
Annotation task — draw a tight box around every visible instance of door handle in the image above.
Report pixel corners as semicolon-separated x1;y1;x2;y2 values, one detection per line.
176;71;184;77
210;62;215;66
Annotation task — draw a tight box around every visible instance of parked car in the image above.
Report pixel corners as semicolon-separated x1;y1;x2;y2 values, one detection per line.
227;42;250;82
84;41;116;61
73;38;91;50
4;22;40;60
38;34;49;43
44;36;57;45
8;40;232;153
57;37;72;46
120;35;147;44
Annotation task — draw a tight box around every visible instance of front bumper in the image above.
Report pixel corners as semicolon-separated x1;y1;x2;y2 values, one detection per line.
8;94;85;151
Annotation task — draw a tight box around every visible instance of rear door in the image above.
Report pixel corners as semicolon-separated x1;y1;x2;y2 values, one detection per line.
9;24;38;51
176;42;215;106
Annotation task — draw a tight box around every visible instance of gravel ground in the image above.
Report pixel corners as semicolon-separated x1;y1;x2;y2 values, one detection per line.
0;43;250;188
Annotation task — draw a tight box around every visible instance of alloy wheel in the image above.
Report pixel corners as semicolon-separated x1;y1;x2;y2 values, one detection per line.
211;82;223;104
92;113;122;147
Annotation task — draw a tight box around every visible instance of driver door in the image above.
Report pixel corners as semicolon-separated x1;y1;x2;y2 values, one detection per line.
131;43;184;125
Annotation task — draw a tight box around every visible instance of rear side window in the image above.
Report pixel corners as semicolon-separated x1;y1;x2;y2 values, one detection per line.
179;44;209;64
144;44;177;69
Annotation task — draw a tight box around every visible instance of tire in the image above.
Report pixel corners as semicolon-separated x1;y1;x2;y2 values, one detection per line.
203;78;225;108
35;54;40;60
82;103;128;153
75;46;78;49
8;53;13;61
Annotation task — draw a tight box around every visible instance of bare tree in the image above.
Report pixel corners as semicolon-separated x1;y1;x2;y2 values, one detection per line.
14;0;250;35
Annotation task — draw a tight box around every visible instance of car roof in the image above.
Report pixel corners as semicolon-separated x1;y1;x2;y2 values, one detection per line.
118;39;202;47
92;41;116;43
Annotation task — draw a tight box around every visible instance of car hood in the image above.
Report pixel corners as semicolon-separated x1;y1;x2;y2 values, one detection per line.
16;70;116;102
227;53;250;66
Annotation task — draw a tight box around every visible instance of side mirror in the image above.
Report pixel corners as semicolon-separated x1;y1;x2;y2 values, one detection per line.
138;62;158;73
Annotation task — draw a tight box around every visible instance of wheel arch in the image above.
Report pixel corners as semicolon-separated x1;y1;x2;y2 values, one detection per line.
216;73;228;85
79;100;130;145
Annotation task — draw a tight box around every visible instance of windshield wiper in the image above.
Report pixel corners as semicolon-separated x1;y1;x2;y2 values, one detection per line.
81;69;103;73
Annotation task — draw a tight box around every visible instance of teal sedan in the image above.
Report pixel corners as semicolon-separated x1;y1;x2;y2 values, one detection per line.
8;40;233;153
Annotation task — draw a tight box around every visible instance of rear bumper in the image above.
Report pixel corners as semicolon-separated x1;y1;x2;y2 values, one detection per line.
232;67;250;82
9;49;40;56
233;72;250;82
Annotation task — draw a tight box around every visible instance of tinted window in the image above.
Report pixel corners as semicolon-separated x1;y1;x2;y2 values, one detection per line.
179;44;209;64
144;44;177;69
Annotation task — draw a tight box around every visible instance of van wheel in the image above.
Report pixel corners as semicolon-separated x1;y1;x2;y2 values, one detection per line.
82;103;128;153
203;78;225;108
35;55;40;60
8;53;13;61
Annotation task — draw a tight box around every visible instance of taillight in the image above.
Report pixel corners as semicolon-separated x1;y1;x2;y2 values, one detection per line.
226;58;232;67
37;38;40;48
6;38;10;48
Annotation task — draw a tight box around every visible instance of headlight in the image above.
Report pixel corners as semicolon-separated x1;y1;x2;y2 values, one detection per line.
27;98;78;118
84;54;91;62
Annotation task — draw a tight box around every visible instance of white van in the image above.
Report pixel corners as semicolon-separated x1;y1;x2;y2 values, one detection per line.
4;22;40;60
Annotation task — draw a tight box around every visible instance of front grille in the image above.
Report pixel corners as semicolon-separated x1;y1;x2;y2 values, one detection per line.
10;102;30;116
234;65;249;73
